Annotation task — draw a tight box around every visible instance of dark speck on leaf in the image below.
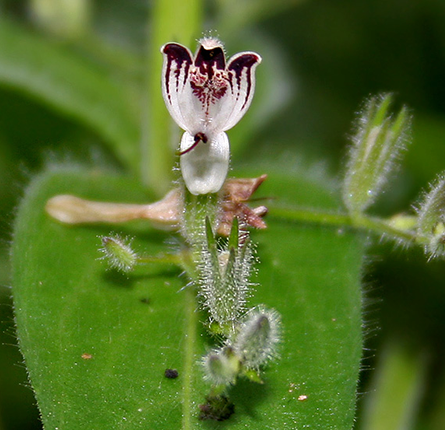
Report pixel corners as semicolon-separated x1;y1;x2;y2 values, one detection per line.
139;297;151;304
199;395;235;421
164;368;179;379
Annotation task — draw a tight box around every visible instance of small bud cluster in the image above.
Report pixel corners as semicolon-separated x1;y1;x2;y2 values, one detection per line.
192;215;281;392
95;190;282;403
343;94;410;215
198;218;253;330
201;307;280;390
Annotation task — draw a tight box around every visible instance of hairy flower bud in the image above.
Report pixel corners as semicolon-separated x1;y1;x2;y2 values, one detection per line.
202;346;241;386
233;307;281;369
98;234;137;272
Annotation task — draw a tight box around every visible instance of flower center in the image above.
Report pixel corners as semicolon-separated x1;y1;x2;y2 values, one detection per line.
178;132;209;156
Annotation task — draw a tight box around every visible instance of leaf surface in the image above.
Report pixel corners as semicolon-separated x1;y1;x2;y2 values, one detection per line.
12;164;364;429
0;19;139;170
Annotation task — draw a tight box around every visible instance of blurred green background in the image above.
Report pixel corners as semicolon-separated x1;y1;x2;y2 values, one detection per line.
1;0;445;429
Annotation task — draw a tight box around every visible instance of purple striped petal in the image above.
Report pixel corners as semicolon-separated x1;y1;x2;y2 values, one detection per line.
161;43;193;131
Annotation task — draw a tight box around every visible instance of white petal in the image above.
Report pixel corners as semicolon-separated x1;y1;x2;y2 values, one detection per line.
162;43;261;137
217;52;262;132
180;131;230;195
187;51;262;135
161;43;194;131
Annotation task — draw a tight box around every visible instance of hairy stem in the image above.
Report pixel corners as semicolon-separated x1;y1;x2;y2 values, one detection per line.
270;206;428;246
181;285;199;430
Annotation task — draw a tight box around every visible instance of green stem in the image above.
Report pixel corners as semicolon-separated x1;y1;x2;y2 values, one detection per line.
143;0;203;194
360;341;426;430
177;190;219;426
353;213;419;243
210;384;228;397
183;191;219;247
270;206;429;246
182;277;199;430
136;253;182;265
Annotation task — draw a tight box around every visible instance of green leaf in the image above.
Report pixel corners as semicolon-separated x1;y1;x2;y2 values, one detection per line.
0;19;139;170
228;217;239;251
204;216;222;285
12;163;365;429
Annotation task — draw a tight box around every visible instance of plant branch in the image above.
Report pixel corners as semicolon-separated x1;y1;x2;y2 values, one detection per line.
270;206;429;246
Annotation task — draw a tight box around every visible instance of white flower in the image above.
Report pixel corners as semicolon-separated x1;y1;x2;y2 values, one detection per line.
161;38;261;195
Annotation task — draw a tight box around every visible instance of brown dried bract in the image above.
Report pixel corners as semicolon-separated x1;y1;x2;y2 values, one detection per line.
217;175;268;236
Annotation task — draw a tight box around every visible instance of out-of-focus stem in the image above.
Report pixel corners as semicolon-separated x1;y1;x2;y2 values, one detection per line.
143;0;203;195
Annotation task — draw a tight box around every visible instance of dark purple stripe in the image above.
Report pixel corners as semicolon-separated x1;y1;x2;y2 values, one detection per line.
228;53;260;110
194;45;226;78
162;43;193;102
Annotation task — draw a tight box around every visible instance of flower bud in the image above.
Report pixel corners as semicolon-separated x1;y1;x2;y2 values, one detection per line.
180;132;230;195
387;213;418;231
98;234;137;273
202;346;241;386
46;190;180;228
233;307;281;369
